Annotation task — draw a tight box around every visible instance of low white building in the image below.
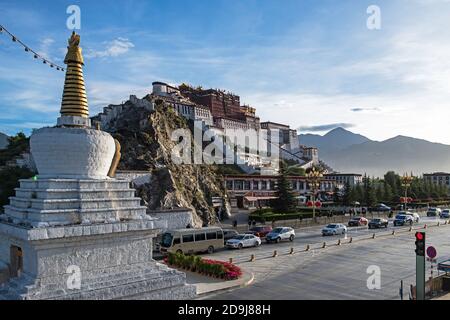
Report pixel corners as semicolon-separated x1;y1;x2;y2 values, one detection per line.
423;172;450;189
324;173;363;187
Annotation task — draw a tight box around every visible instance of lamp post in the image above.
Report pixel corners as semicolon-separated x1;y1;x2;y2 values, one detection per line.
306;167;323;221
401;173;413;211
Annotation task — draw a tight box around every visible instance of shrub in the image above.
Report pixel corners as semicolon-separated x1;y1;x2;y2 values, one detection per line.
249;211;319;222
165;252;242;280
251;208;273;216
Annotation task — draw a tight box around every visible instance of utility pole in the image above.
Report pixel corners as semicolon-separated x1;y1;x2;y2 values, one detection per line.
415;232;426;300
306;167;323;222
401;173;413;211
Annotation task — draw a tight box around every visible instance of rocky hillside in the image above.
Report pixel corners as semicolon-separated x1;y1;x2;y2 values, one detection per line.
99;98;229;227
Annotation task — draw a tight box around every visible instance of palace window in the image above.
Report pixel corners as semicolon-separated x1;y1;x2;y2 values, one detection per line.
261;181;267;190
269;181;275;190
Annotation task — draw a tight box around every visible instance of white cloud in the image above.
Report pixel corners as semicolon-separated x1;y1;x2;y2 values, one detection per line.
36;37;55;60
87;80;151;114
85;37;135;59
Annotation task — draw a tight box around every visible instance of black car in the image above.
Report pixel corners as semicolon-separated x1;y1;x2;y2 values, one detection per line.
368;218;388;229
373;203;391;212
223;229;239;243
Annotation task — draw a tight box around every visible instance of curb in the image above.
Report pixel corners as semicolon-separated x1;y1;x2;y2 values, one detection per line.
185;268;254;296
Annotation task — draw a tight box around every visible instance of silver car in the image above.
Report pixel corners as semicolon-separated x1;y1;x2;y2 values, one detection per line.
322;224;347;236
265;227;295;243
226;234;261;249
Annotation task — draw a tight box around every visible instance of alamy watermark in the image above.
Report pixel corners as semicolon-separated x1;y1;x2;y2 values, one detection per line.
171;121;281;167
66;5;81;30
367;5;381;30
66;264;82;290
366;265;381;290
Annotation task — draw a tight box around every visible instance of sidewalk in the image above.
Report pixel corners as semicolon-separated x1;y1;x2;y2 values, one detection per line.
183;268;254;295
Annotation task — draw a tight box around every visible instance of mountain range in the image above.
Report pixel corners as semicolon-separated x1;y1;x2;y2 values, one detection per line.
298;127;450;177
0;132;8;150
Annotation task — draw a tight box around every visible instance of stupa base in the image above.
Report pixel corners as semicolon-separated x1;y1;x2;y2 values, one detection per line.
0;222;196;300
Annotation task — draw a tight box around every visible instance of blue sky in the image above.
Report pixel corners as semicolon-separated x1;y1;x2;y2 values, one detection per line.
1;0;450;144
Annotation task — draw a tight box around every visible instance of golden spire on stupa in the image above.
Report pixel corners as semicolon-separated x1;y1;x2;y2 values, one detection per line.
60;31;89;118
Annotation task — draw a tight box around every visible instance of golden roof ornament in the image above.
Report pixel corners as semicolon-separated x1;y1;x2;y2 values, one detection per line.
60;31;88;118
64;31;84;65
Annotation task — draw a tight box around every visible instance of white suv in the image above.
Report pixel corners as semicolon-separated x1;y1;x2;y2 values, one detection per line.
427;208;442;217
265;227;295;243
401;211;420;223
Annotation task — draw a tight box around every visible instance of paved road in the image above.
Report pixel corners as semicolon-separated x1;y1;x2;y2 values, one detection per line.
205;216;445;263
200;216;450;300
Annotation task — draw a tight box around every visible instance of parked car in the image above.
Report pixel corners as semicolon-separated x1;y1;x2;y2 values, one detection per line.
348;216;368;227
368;218;389;229
393;214;414;226
322;224;347;236
400;211;420;223
223;229;239;243
351;207;367;214
373;203;391;212
247;226;273;238
440;209;450;219
427;208;442;217
226;234;261;249
265;227;295;243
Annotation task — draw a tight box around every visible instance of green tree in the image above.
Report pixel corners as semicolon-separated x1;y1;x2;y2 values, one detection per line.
272;162;297;213
383;182;393;203
0;166;34;211
333;186;341;204
0;132;29;166
431;183;440;200
384;171;401;198
342;181;352;206
354;184;364;203
424;181;432;199
376;183;385;203
363;175;377;207
438;184;448;199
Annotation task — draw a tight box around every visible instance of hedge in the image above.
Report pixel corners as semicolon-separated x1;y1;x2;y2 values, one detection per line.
248;210;334;222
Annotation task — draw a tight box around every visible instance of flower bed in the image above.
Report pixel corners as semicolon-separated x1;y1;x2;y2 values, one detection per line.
164;252;242;280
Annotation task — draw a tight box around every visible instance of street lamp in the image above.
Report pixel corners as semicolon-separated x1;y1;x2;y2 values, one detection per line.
401;173;413;211
306;167;323;221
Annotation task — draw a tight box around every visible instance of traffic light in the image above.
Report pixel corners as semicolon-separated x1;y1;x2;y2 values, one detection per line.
415;232;425;256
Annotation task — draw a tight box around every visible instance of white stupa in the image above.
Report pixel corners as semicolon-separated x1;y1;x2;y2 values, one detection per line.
0;32;196;300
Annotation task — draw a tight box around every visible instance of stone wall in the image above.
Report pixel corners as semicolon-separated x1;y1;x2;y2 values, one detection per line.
150;208;193;232
116;171;152;187
0;223;196;300
0;261;8;284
